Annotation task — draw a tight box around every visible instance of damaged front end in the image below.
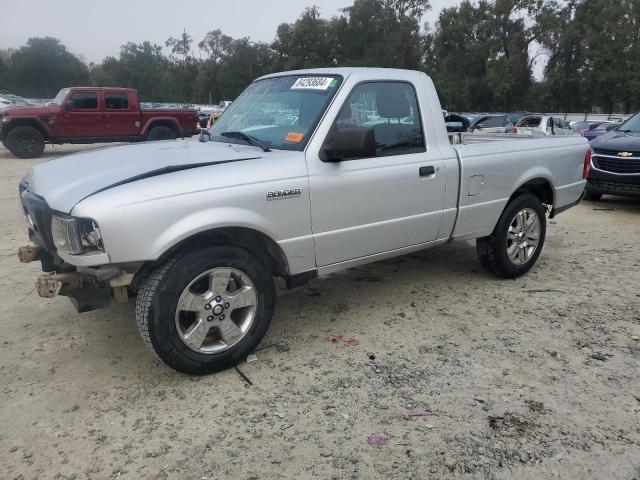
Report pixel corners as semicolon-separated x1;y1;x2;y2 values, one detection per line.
20;242;140;312
18;181;142;313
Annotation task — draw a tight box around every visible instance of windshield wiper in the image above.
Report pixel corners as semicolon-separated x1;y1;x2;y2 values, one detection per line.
220;131;271;152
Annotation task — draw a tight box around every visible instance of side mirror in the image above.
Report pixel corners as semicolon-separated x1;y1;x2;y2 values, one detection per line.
64;100;73;110
323;127;376;162
605;124;617;131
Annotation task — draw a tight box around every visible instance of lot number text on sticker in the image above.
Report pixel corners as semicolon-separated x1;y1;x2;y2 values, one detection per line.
291;77;336;90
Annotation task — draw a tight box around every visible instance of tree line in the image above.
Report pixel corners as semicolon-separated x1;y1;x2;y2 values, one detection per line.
0;0;638;114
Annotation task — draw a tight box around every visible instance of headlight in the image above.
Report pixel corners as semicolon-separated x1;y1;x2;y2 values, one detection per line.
51;214;104;255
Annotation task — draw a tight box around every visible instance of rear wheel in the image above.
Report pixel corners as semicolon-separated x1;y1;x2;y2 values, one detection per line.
5;126;45;158
147;125;177;141
476;193;546;278
135;245;275;374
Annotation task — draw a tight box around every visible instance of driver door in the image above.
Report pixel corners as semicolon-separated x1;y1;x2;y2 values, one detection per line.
59;91;105;137
307;81;446;267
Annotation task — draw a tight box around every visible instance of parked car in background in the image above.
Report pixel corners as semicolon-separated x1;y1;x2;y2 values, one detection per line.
17;68;589;373
0;87;199;158
516;115;575;136
197;101;233;127
444;113;470;132
0;94;35;109
582;122;616;141
507;111;534;126
469;114;516;133
586;112;640;200
573;120;603;135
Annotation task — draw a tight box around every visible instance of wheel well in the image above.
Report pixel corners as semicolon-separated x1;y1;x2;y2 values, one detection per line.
146;120;179;135
510;178;554;207
155;227;289;277
2;119;49;141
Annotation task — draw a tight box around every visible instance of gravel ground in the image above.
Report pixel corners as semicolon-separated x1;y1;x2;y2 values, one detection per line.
1;143;639;480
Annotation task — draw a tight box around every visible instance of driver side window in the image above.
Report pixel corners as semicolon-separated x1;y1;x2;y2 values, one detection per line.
69;92;98;110
335;82;425;157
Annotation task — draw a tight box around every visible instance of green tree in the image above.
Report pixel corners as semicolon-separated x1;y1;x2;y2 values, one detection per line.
542;0;640;113
217;38;276;99
196;30;233;104
272;6;338;70
166;30;197;103
0;57;8;91
97;41;169;101
427;1;495;111
337;0;430;67
427;0;560;111
8;37;89;98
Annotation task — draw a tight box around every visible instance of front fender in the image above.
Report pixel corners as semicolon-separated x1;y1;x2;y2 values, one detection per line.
149;206;283;260
1;117;52;141
72;193;316;274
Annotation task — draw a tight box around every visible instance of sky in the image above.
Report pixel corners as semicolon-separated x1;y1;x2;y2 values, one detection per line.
0;0;458;63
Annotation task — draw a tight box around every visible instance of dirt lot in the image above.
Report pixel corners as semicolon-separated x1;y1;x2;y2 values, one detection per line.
1;143;639;480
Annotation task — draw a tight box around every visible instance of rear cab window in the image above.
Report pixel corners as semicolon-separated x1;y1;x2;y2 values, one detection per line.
104;93;129;110
334;81;425;157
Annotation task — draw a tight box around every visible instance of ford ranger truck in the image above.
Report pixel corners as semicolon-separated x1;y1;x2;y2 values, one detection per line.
585;111;640;200
17;68;589;374
1;87;199;158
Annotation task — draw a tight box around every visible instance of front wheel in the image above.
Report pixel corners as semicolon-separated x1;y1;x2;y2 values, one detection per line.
476;193;546;278
5;126;45;158
135;246;275;374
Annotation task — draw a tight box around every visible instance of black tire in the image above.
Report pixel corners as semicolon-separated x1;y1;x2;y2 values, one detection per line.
476;193;547;278
5;126;45;158
147;125;177;141
135;245;275;374
584;191;602;201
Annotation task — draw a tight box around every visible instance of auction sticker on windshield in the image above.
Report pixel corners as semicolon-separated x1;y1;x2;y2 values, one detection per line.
285;132;304;142
291;77;337;90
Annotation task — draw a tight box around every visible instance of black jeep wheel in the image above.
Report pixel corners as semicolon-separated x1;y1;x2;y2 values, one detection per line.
147;125;177;141
5;126;45;159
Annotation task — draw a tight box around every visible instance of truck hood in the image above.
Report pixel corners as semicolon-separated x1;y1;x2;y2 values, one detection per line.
22;141;263;213
2;105;61;116
591;130;640;152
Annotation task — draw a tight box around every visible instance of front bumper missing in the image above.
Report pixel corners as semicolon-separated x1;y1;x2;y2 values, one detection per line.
20;244;134;312
18;244;40;263
36;272;83;298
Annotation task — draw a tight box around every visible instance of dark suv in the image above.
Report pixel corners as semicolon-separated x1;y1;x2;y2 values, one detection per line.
586;112;640;200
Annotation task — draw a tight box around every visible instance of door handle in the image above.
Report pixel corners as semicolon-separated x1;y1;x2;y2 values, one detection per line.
419;166;435;177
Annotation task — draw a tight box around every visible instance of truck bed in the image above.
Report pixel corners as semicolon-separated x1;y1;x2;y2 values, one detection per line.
444;134;589;241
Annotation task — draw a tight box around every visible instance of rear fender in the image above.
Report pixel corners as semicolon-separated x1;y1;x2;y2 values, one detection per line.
141;117;181;136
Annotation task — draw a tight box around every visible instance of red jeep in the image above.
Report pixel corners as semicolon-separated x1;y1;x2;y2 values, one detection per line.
0;87;199;158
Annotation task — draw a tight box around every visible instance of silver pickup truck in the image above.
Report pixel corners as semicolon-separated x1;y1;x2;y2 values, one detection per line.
18;68;589;374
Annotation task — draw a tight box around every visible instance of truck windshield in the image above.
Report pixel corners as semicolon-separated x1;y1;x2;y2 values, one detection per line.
208;75;343;151
50;88;69;106
618;112;640;132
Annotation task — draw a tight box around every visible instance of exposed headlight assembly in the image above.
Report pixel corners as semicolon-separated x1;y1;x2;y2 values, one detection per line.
51;214;104;255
